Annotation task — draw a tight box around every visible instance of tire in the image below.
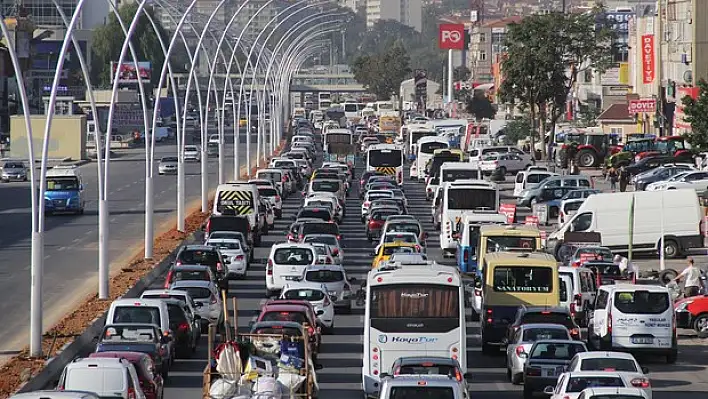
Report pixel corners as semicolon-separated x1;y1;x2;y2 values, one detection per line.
658;269;678;285
511;372;523;385
577;149;597;168
498;166;507;176
663;239;680;259
693;313;708;334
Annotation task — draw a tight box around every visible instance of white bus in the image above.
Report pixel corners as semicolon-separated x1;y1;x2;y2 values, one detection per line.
439;162;481;185
439;180;499;257
323;128;354;153
414;136;449;180
362;262;466;397
408;127;438;157
375;101;395;115
366;143;404;185
343;102;363;119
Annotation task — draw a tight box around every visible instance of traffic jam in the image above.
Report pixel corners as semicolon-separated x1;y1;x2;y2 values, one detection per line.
20;112;708;399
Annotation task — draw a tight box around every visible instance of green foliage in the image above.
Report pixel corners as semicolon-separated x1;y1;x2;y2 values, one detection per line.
90;3;168;87
466;91;496;120
681;79;708;150
351;41;411;100
503;119;535;145
453;66;471;82
499;9;615;127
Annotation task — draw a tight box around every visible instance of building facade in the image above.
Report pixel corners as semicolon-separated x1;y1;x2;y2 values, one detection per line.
365;0;422;32
469;17;520;84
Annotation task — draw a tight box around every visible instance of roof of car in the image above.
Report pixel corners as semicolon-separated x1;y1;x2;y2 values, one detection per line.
305;264;346;272
89;351;149;363
579;387;646;396
103;323;159;330
182;245;218;251
273;242;316;249
171;264;211;271
110;298;166;307
382;374;462;387
142;289;193;298
261;302;313;314
572;351;638;361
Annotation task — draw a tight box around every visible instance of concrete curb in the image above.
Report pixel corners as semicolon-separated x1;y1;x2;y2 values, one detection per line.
16;231;199;393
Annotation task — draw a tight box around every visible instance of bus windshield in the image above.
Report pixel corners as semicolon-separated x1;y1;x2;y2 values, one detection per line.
369;149;403;167
485;236;537;252
492;266;553;293
419;142;448;154
370;284;459;333
447;188;496;210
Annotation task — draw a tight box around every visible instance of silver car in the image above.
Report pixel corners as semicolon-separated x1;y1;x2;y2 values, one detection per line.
1;161;28;182
506;324;572;385
158;156;178;175
302;264;355;314
302;233;344;264
184;145;201;162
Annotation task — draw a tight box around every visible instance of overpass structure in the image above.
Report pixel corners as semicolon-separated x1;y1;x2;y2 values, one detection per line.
170;71;365;94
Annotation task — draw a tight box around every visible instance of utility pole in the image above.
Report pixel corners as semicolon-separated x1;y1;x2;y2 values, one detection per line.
655;0;665;136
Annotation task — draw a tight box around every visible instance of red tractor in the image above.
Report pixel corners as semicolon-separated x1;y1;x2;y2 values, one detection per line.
557;132;622;168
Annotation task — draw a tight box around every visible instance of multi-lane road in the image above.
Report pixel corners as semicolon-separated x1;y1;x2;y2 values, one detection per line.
139;163;708;399
0;140;258;360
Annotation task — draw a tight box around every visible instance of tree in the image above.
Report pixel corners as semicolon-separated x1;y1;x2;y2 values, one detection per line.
351;40;411;100
91;3;168;87
466;91;496;120
502;118;534;145
681;79;708;150
499;9;615;158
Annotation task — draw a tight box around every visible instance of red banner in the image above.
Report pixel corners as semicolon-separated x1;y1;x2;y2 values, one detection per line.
524;215;539;226
438;24;466;50
499;204;517;224
641;35;655;84
628;99;656;114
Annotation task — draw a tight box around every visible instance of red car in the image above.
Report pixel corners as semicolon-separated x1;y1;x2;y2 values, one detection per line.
675;295;708;333
366;207;400;241
89;351;163;399
254;300;322;357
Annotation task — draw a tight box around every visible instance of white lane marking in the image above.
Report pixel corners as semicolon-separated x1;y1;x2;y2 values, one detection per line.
160;190;167;195
72;238;81;243
57;246;67;251
84;230;93;235
110;218;117;223
116;187;123;192
0;207;32;215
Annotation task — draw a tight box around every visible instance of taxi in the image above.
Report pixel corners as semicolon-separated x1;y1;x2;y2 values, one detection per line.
370;242;421;269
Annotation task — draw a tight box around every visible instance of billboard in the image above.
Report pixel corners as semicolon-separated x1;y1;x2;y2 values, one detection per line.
111;61;152;83
438;24;466;50
414;69;427;111
641;35;655;84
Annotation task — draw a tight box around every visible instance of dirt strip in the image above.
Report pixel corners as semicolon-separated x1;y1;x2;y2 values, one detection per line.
0;143;285;398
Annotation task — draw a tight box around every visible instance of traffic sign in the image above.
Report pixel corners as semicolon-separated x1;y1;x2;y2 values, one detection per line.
439;24;466;50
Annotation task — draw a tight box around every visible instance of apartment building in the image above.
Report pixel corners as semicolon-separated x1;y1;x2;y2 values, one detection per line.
366;0;422;32
468;17;520;84
0;0;112;30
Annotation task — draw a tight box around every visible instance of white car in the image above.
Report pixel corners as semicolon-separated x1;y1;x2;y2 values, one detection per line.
645;171;692;191
262;198;275;230
295;158;312;177
258;186;282;218
546;371;632;399
280;282;335;333
376;231;423;253
205;238;248;279
361;189;394;220
558;198;586;225
183;145;201;162
169;280;222;327
265;243;316;297
567;352;651;399
577;387;650;399
425;175;439;201
479;152;532;175
302;233;344;264
140;288;201;328
301;264;354;314
305;196;342;221
654;170;708;193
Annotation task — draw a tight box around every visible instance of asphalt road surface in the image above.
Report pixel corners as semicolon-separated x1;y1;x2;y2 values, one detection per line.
0;141;259;360
141;164;708;399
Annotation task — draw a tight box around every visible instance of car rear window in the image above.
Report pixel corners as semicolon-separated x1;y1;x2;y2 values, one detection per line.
384;234;417;244
102;325;157;342
614;291;670;314
529;342;586;360
305;270;344;283
273;248;315;265
65;368;126;392
382;246;416;256
302;223;339;236
178;249;220;265
389;387;454;399
258;172;281;181
260;311;308;324
312;180;340;192
387;223;420;235
112;306;161;325
175;287;212;299
259;188;278;197
566;376;625;392
521;312;573;327
304;235;338;246
522;328;570;341
580;358;638;372
371;210;398;221
397;364;457;377
283;289;326;302
298;209;331;221
173;270;209;282
167;303;188;325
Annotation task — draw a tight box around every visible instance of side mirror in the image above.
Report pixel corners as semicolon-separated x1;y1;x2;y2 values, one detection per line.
642;367;649;374
79;184;84;191
543;386;555;395
316;309;325;316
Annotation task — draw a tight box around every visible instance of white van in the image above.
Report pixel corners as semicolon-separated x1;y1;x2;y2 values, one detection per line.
513;170;558;197
558;266;597;327
213;182;261;235
588;284;676;363
59;358;145;399
547;189;703;259
256;168;285;196
439;162;481;184
559;274;574;315
415;136;449;180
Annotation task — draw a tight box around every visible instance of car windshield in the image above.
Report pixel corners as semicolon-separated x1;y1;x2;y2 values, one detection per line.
261;311;308;324
283;289;326;302
259;188;278;197
396;363;457;376
306;270;344;283
522;328;570;342
161;157;178;162
3;162;23;169
580;358;638;372
274;161;295;168
566;376;625;393
101;325;156;342
299;209;331;220
46;177;79;191
302;223;339;236
304;235;338;246
486;236;538;252
529;342;586;360
371;210;399;221
273;248;314;265
173;270;209;282
312;180;340;192
521;312;573;326
388;223;421;235
564;201;584;212
184;146;198;152
614;291;670;314
574;247;613;260
112;306;161;325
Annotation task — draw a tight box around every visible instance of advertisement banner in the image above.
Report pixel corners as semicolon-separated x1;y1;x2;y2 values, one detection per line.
438;24;466;50
641;35;655;84
628;99;656;114
675;86;700;130
619;62;629;85
111;61;152;84
499;204;516;224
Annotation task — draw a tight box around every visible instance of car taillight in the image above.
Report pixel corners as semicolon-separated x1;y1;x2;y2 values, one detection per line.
415;245;421;252
178;322;190;332
454;369;463;382
607;309;613;334
275;196;281;202
210;294;218;304
175;261;182;266
298;234;304;240
515;346;526;357
282;176;287;183
332;248;339;256
570;302;576;314
127;387;136;399
205;219;211;233
393;366;400;375
336;235;341;240
325;257;332;264
141;380;154;393
364;201;370;207
235;255;244;261
570;328;579;338
486;308;493;323
164;271;173;288
323;295;331;306
267;259;273;275
307;326;315;335
397;171;402;183
216;262;223;271
631;377;651;388
572;261;580;267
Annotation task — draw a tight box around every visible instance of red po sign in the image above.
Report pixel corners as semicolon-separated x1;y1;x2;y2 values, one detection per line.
439;24;466;50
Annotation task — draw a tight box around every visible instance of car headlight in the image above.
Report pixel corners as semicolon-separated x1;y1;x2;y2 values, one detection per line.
676;300;693;310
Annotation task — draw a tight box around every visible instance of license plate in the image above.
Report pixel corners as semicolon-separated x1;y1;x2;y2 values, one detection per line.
631;337;654;344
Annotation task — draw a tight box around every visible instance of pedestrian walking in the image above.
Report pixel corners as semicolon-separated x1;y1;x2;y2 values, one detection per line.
607;167;618;192
672;257;705;298
619;165;629;192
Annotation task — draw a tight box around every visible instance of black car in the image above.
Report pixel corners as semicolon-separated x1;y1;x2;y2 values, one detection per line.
584;260;633;286
626;155;675;176
165;299;199;357
507;306;581;342
359;171;386;192
95;323;169;378
174;245;228;290
523;340;588;398
297;206;334;223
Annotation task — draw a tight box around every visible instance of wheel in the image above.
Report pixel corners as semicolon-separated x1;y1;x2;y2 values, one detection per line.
693;314;708;333
506;367;511;381
663;239;680;258
498;166;507;176
658;269;678;285
576;149;597;167
511;371;523;385
360;217;365;224
666;349;678;364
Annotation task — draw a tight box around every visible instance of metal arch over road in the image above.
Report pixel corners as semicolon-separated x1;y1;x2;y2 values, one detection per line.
169;72;366;93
